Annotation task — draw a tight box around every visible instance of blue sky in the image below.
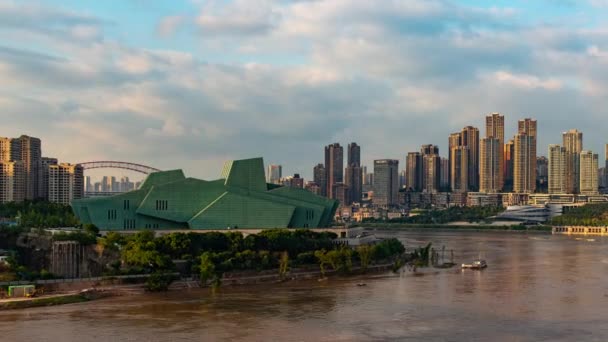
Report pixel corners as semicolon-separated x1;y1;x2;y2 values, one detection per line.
2;0;608;180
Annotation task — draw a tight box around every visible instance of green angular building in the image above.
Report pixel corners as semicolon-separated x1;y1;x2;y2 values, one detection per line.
71;158;338;231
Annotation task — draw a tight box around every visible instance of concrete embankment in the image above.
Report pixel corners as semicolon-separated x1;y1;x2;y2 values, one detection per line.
0;289;118;311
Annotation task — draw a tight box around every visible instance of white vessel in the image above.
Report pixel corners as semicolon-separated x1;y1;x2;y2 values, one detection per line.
461;259;487;269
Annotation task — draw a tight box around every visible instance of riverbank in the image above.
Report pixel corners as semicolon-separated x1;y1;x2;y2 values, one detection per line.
0;260;404;310
359;224;552;233
0;288;118;311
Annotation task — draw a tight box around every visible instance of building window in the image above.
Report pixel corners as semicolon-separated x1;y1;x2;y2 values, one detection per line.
155;200;168;211
108;209;117;220
124;200;130;210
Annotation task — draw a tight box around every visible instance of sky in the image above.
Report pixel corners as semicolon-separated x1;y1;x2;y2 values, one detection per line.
2;0;608;180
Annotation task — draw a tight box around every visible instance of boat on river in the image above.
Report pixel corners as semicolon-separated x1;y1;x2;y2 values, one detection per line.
461;259;487;269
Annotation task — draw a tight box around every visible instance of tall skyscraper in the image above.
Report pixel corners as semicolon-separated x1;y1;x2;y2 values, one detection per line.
504;139;515;192
479;137;502;193
536;156;548;193
450;146;468;193
345;142;362;203
518;118;537;137
266;164;282;184
513;133;536;193
345;166;361;204
421;145;440;193
0;161;25;203
485;113;504;191
40;157;58;200
347;143;361;167
486;113;505;144
448;132;461;190
313;163;327;197
85;176;93;193
48;163;84;205
11;135;42;200
548;145;567;194
440;157;449;190
373;159;399;207
324;143;343;199
405;152;422;191
563;129;583;194
461;126;479;191
579;151;599;195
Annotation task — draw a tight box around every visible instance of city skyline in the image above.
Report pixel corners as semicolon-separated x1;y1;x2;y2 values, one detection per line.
2;1;608;180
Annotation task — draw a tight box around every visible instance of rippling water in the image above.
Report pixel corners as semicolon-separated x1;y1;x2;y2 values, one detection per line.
2;231;608;341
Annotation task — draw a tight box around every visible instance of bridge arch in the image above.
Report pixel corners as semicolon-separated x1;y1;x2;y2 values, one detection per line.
79;161;161;175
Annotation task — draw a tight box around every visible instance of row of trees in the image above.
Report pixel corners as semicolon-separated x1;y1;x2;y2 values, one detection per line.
551;203;608;226
0;201;79;228
97;229;406;290
362;206;505;224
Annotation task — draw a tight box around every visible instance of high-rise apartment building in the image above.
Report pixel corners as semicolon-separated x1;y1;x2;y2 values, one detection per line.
266;164;282;184
440;157;449;190
448;132;461;190
486;113;505;144
85;176;93;193
504;139;515;192
536;156;548;193
313;163;327;197
420;145;440;193
347;143;361;167
373;159;399;207
450;146;468;193
345;166;362;204
40;157;58;200
345;142;362;204
0;138;13;161
480;137;502;193
48;163;84;205
518;119;537;137
0;161;25;203
579;151;599;195
563;129;583;194
324;143;343;199
405;152;422;191
485;113;504;191
461;126;479;191
548;145;567;194
513;133;536;193
11;135;42;200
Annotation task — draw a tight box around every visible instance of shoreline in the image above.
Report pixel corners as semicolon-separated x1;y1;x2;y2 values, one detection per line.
359;225;552;234
0;262;401;311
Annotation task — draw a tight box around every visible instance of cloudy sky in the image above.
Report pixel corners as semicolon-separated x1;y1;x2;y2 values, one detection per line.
2;0;608;180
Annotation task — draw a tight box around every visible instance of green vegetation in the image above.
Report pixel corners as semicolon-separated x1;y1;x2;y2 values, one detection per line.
359;206;505;224
0;201;79;228
144;272;176;292
97;229;406;287
551;203;608;226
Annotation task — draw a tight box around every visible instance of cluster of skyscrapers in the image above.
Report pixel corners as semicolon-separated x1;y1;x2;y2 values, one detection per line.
85;176;140;194
407;114;602;200
267;113;606;209
0;135;83;204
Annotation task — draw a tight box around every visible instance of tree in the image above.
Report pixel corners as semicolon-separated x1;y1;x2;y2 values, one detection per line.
279;251;289;280
357;245;372;272
199;252;216;286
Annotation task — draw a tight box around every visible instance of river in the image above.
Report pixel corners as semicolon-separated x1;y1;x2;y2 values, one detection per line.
1;231;608;341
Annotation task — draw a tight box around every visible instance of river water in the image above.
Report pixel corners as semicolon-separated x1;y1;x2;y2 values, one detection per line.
2;231;608;342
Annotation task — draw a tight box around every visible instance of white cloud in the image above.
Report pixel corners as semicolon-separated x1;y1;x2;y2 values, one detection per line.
490;71;563;90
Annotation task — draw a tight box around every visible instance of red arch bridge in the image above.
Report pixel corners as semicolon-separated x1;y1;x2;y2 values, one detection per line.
79;161;161;198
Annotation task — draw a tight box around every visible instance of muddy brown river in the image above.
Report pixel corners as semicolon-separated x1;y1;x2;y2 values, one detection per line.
1;231;608;341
